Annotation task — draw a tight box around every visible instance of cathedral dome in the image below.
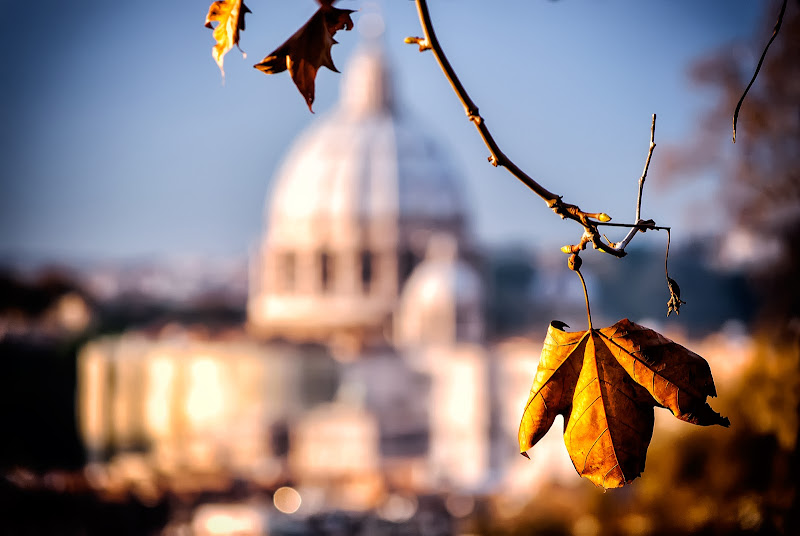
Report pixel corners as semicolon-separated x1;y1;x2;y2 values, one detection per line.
248;44;471;347
265;47;466;252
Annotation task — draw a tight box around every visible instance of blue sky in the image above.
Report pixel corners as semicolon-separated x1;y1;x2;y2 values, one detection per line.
0;0;767;263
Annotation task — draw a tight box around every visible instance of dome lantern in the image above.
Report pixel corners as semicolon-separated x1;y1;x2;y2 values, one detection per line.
340;46;394;118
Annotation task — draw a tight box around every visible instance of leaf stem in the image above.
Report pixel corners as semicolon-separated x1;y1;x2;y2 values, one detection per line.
576;269;593;331
665;228;671;281
664;228;686;316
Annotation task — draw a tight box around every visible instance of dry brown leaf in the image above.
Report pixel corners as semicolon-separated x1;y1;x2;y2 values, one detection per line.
254;5;354;112
666;277;687;317
519;318;729;489
205;0;251;78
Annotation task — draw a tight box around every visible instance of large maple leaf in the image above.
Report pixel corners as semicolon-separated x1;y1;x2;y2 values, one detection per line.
518;318;730;489
205;0;251;78
254;4;354;112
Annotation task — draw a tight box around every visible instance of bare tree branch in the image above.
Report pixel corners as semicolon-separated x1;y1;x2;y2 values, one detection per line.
733;0;788;143
407;0;625;258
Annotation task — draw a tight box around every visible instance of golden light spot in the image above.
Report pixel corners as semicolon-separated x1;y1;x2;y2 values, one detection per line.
377;493;417;523
445;494;475;518
273;486;302;514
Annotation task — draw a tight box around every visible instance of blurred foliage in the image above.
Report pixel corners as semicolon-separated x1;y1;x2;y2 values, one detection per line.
0;269;88;318
632;331;799;535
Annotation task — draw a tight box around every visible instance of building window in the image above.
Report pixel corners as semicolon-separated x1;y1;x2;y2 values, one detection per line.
280;252;295;293
361;250;373;293
320;251;332;292
399;249;419;285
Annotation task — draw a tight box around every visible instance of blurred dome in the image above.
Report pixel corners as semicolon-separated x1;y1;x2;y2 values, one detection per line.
248;44;471;347
395;234;484;350
265;47;465;251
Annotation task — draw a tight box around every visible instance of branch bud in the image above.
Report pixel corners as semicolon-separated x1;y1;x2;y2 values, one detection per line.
596;213;612;222
568;253;582;271
404;36;430;51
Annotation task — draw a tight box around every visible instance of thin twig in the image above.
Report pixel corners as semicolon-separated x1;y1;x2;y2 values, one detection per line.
733;0;788;143
636;114;657;223
408;0;625;258
598;222;670;231
614;114;657;252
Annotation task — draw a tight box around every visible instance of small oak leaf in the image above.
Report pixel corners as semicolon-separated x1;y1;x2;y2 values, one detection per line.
205;0;251;78
254;5;354;112
519;319;729;489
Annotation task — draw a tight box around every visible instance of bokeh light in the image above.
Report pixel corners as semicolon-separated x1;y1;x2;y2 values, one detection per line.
273;486;302;514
